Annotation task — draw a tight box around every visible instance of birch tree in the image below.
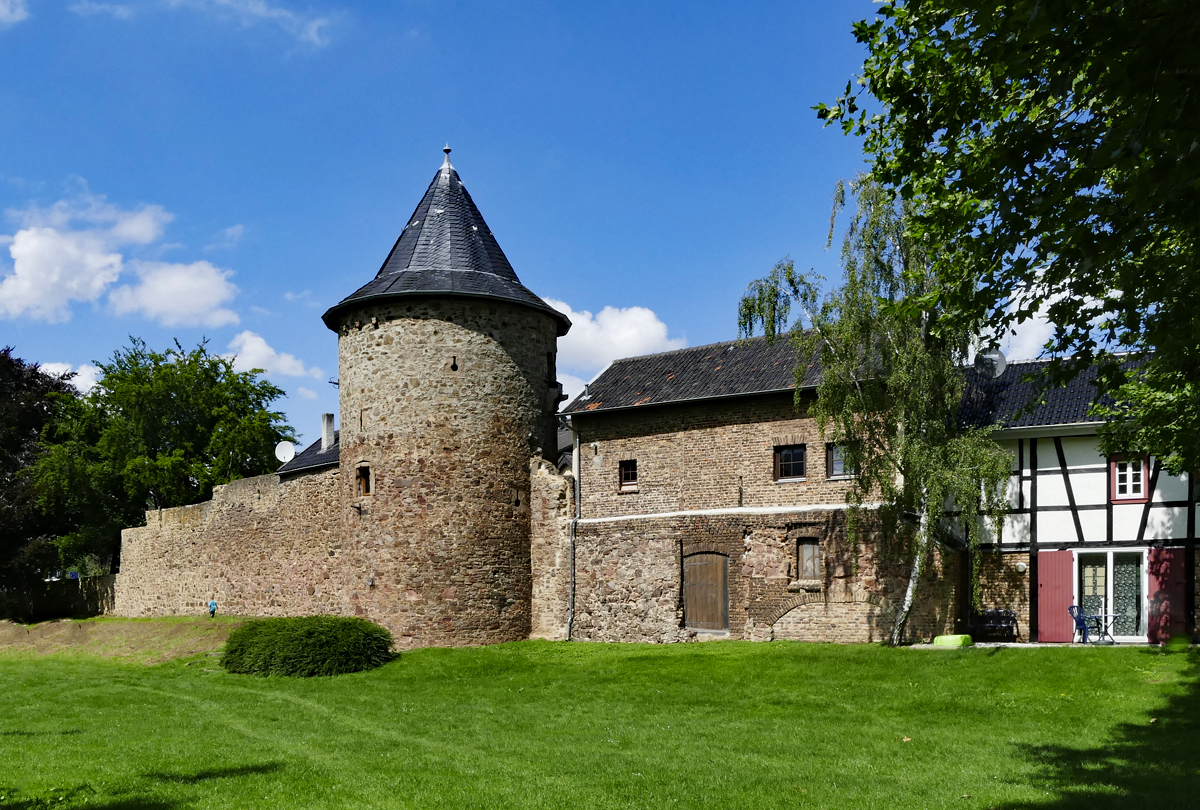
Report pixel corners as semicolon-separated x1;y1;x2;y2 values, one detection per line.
739;177;1010;644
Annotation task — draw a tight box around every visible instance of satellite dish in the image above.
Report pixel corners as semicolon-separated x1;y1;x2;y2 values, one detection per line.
974;348;1008;379
275;441;296;464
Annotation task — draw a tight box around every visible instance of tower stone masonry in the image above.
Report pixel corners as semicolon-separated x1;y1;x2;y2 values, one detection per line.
323;148;571;647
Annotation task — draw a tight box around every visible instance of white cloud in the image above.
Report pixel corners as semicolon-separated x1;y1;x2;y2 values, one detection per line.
0;190;176;322
296;386;317;399
544;298;686;374
227;330;322;379
0;0;29;26
205;223;244;250
166;0;333;46
70;1;136;19
109;260;239;326
39;362;102;393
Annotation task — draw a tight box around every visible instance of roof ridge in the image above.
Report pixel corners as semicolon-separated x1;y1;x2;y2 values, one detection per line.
608;333;788;365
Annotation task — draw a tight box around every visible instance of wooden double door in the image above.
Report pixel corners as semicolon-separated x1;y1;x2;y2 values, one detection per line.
683;552;728;631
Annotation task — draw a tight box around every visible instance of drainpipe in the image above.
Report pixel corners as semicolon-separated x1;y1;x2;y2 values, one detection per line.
568;418;580;641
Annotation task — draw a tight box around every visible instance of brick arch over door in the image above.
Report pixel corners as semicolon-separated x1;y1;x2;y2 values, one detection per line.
765;589;896;626
769;590;897;644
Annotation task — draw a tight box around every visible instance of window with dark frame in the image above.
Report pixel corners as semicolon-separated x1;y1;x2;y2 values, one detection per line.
1110;456;1148;502
619;459;638;491
826;443;854;478
355;465;372;497
797;540;821;580
774;444;806;480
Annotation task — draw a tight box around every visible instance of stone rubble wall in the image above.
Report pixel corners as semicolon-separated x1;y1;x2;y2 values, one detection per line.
570;510;960;644
529;458;574;641
112;469;343;618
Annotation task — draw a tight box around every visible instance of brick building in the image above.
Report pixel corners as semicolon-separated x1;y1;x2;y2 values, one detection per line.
111;152;1197;647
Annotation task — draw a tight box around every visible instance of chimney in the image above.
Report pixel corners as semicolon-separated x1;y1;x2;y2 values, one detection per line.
321;413;335;452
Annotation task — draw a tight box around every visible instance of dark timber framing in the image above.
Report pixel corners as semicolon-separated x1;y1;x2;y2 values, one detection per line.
1029;438;1039;642
1054;438;1085;545
1135;459;1163;544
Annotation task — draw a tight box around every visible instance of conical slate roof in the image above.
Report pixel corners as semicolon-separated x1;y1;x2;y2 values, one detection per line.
323;149;570;335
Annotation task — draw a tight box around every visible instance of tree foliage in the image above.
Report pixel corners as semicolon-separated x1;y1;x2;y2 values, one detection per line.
0;348;78;587
32;338;296;573
739;177;1010;644
817;0;1200;473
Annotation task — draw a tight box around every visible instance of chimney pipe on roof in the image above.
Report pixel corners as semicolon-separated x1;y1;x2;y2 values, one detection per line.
321;413;335;452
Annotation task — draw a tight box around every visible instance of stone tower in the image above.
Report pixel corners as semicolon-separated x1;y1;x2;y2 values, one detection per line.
321;149;570;648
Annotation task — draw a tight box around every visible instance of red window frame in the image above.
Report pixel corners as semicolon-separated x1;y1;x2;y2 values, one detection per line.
1109;455;1149;504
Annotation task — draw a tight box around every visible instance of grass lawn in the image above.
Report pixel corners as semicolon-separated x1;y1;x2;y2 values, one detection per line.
1;627;1196;809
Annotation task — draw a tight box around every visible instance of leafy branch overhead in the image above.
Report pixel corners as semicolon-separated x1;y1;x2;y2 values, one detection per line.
816;0;1200;473
740;177;1010;645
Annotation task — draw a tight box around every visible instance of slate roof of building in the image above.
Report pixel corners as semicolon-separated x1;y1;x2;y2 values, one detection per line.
322;150;570;336
562;336;816;414
565;336;1106;429
960;360;1106;429
277;430;339;477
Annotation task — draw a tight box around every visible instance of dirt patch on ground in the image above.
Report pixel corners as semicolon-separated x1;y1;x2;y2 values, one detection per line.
0;617;245;664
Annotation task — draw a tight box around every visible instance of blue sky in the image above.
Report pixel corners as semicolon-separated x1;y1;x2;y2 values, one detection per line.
1;0;888;443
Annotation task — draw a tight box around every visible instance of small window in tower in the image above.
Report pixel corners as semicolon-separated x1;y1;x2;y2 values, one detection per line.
356;465;372;497
618;459;638;492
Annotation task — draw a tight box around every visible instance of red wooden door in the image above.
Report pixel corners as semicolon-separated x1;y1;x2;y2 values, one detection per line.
1148;547;1187;644
1038;550;1075;642
683;553;728;631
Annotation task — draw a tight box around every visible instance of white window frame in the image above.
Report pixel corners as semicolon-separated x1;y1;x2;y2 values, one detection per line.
1071;547;1149;643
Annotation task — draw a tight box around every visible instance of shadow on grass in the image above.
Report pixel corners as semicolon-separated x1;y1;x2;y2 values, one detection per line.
0;784;176;810
0;730;80;737
142;762;284;785
1000;649;1200;809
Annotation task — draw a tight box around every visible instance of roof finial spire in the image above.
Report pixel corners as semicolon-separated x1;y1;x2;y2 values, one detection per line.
441;144;453;170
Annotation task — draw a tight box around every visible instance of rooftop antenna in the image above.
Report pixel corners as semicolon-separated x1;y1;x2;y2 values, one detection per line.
974;348;1008;379
275;440;296;464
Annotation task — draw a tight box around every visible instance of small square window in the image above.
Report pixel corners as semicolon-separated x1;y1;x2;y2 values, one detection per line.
798;541;821;580
619;459;638;491
356;465;372;497
774;444;806;480
1110;456;1148;503
826;443;855;478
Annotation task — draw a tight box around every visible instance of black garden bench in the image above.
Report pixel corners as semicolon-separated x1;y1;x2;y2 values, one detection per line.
966;609;1019;642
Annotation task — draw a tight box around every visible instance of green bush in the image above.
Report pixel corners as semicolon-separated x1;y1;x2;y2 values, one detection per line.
221;616;394;677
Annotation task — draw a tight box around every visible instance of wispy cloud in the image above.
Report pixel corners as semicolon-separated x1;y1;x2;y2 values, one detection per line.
69;1;136;19
166;0;333;46
205;223;245;250
0;0;29;27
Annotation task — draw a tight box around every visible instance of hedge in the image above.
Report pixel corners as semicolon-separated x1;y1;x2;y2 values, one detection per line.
221;616;394;677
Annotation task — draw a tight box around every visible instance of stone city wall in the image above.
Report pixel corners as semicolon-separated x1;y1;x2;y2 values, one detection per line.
113;469;343;618
529;458;575;641
570;510;960;644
